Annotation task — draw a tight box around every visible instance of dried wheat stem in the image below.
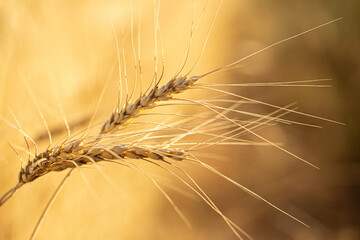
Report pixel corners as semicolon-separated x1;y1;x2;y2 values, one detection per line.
0;182;23;207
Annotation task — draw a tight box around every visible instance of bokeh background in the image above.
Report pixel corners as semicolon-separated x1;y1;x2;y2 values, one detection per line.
0;0;359;239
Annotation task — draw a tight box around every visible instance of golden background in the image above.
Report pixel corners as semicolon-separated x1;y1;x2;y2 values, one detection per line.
0;0;358;239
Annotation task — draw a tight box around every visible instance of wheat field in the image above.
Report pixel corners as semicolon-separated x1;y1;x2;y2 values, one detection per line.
0;0;358;239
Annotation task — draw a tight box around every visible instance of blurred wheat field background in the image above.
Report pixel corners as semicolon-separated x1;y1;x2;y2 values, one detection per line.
0;0;359;239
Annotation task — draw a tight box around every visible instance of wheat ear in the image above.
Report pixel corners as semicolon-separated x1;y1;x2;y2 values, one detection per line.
100;75;201;134
19;141;186;184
